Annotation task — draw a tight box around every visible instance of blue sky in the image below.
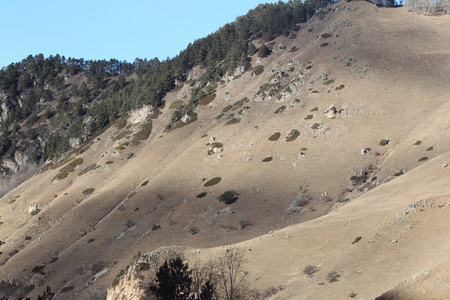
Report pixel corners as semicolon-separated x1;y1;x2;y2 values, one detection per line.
0;0;278;68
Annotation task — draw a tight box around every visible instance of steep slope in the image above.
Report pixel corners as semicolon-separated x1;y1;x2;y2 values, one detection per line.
0;1;449;299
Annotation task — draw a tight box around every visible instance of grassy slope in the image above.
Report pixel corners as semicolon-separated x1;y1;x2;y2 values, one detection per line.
0;2;449;299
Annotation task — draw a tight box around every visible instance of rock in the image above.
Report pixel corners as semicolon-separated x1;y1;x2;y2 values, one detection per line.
28;203;41;213
70;137;82;149
128;105;153;124
325;105;337;119
181;113;191;123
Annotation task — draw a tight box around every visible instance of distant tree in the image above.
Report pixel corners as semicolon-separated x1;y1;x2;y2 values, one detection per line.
150;257;192;300
257;44;272;58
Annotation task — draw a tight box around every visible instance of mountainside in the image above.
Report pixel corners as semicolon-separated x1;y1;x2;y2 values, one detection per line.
0;1;449;299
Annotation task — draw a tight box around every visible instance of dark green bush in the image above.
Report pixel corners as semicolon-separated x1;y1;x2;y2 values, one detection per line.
218;190;238;204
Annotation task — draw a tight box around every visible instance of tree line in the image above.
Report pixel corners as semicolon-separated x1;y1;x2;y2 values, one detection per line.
1;0;404;167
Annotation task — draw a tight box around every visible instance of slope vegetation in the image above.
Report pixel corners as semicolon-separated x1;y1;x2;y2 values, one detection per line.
0;1;449;299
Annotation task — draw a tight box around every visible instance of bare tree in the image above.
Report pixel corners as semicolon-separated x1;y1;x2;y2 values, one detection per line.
215;248;251;300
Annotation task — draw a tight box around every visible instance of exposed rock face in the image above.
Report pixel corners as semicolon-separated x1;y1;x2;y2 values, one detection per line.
70;137;82;149
106;267;146;300
128;105;153;124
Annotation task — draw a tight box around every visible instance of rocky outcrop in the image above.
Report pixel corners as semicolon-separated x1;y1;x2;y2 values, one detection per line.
128;105;154;124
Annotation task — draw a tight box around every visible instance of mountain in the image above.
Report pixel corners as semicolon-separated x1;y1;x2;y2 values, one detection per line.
0;1;449;299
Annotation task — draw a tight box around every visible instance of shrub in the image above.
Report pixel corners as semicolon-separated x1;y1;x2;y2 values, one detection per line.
78;164;98;176
262;156;273;162
258;44;272;58
418;157;428;162
268;132;281;141
303;265;318;276
352;236;362;244
198;93;217;106
288;194;308;211
222;105;233;113
274;106;286;114
225;118;241;125
133;121;153;141
141;180;149;186
218;190;238;205
239;220;252;229
327;271;340;282
83;188;95;195
426;146;434;151
320;43;329;47
320;33;332;38
335;84;345;90
379;139;390;146
252;65;265;76
304;115;313;120
289;46;298;52
196;192;207;198
323;79;335;85
310;107;319;112
204;177;222;187
189;227;199;235
285;129;300;142
169;100;184;109
60;285;75;293
151;224;161;231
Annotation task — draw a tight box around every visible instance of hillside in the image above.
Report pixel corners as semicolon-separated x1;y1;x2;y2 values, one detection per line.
0;1;450;299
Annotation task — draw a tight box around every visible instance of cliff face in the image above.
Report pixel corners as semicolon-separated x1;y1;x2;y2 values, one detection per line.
0;1;449;299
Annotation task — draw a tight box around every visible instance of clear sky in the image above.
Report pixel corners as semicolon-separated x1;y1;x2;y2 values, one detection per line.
0;0;278;68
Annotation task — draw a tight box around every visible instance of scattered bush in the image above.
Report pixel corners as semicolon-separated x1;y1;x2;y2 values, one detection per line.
169;100;184;109
320;33;332;38
252;65;265;76
320;43;329;47
268;132;281;141
379;139;390;146
32;265;45;274
239;220;252;229
323;79;335;85
222;105;233;113
83;188;95;195
303;265;318;276
413;140;422;146
105;160;114;164
310;107;319;112
327;271;340;282
289;46;298;52
141;180;149;186
60;285;75;293
418;157;428;162
198;94;217;106
204;177;222;187
25;236;32;241
288;194;308;211
274;106;286;114
304;115;313;120
225;118;241;125
133;121;153;141
189;226;199;235
113;130;132;141
285;129;300;142
125;220;135;228
218;190;238;205
78;164;99;176
151;224;162;231
352;236;362;244
335;84;345;90
196;192;208;198
262;156;273;162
